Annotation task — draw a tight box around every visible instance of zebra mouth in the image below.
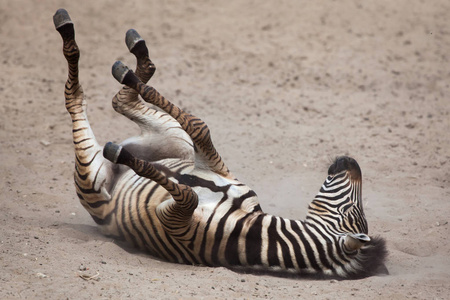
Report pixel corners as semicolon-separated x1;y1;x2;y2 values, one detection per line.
328;156;362;181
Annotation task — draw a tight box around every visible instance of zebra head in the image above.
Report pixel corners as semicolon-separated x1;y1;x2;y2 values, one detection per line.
307;156;369;250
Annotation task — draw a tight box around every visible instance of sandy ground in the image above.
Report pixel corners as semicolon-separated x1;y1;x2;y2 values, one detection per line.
1;0;449;299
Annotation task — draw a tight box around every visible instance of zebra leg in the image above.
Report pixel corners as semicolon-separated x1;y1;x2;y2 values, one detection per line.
103;142;198;237
112;29;155;117
112;61;232;178
113;30;195;163
54;9;118;230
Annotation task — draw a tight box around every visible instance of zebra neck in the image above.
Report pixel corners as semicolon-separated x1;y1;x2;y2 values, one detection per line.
241;213;340;274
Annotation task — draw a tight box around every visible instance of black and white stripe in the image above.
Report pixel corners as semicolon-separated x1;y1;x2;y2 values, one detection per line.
54;8;387;280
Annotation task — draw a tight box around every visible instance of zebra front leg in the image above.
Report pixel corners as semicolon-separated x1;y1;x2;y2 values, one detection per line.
112;61;232;178
103;142;198;237
54;9;118;230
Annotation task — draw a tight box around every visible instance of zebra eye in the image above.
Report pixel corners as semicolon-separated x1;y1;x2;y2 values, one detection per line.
340;201;353;214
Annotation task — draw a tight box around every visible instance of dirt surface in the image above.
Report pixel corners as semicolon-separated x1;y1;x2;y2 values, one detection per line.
1;0;449;299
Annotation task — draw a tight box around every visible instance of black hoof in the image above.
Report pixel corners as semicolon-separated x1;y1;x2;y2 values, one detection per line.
112;61;131;84
103;142;122;164
112;61;140;86
53;8;73;30
125;29;149;59
126;29;144;52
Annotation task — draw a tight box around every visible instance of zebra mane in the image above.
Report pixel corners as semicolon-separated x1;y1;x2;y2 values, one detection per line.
227;235;388;280
347;236;388;279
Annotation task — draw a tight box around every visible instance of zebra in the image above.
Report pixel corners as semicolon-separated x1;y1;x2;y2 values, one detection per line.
53;9;387;279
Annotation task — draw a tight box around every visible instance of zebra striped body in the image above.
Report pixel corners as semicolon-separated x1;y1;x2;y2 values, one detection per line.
54;9;387;279
105;158;385;278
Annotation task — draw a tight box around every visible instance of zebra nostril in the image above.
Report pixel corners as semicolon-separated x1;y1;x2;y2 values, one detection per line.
328;156;362;180
328;156;347;175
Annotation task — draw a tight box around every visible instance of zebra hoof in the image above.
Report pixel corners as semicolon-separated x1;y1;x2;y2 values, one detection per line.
103;142;123;164
126;29;145;52
112;61;131;84
112;61;140;86
53;8;73;30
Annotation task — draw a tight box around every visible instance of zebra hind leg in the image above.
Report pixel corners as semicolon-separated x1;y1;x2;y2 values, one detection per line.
54;9;118;232
113;30;195;163
112;28;155;117
111;60;232;178
103;142;198;237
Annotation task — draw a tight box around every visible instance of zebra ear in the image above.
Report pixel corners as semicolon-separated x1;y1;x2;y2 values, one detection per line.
344;233;371;251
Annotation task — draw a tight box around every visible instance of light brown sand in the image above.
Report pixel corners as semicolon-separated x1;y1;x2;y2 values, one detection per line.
1;0;449;299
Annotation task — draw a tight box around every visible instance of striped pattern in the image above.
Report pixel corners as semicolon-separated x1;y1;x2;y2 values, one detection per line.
308;171;368;236
56;20;116;229
121;71;231;177
55;9;387;280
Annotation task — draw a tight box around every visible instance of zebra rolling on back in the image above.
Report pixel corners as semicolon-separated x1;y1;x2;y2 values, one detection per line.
54;9;387;279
